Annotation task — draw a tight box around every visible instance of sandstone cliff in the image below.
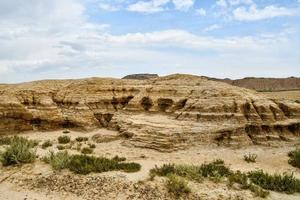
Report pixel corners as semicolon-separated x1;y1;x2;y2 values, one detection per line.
1;74;300;151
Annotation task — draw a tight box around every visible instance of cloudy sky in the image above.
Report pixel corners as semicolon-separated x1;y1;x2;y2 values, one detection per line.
0;0;299;83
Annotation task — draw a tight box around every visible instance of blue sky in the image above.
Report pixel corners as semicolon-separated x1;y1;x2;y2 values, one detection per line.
0;0;299;83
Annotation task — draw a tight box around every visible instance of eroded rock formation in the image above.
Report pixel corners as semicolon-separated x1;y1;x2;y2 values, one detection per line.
1;74;300;151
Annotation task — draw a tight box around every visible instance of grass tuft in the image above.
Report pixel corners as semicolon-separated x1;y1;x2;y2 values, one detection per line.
288;148;300;169
244;153;257;163
75;137;88;142
58;136;70;144
81;147;93;154
0;136;37;166
41;140;53;149
166;174;191;197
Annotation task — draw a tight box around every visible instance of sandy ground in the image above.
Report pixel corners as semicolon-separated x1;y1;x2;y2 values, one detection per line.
1;129;300;199
261;90;300;101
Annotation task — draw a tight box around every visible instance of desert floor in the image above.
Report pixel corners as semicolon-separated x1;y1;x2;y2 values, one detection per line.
0;129;300;200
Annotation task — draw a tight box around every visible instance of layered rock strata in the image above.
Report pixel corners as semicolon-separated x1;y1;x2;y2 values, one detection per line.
1;74;300;151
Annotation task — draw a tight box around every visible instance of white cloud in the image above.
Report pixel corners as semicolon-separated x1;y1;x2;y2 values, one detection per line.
233;5;299;21
99;3;120;11
216;0;227;7
127;0;169;13
227;0;253;6
172;0;194;11
0;0;299;82
203;24;222;32
196;8;206;16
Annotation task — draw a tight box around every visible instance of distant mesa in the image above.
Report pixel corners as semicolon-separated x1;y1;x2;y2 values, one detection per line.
122;73;159;80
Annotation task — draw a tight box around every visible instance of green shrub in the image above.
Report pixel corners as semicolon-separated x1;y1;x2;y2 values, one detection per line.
58;136;70;144
44;153;142;175
118;162;141;172
43;151;70;170
112;155;126;162
174;165;203;182
200;159;232;178
248;170;300;194
0;137;12;145
81;147;93;154
228;171;249;189
150;164;176;176
68;154;97;174
57;145;66;150
42;140;53;149
75;137;88;142
244;153;257;163
288;149;300;168
249;184;270;198
166;174;191;197
88;143;96;148
0;136;36;166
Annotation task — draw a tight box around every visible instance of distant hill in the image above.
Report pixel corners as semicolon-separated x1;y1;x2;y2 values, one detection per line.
122;74;159;80
207;77;300;91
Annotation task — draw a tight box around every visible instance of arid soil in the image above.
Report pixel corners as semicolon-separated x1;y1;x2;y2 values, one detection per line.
0;129;300;200
1;74;300;199
261;90;300;101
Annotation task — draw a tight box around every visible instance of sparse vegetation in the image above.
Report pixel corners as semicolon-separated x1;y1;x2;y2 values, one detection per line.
166;174;191;197
63;130;70;134
57;145;65;150
76;137;88;142
0;136;37;166
81;147;93;154
288;148;300;168
58;136;70;144
150;160;300;198
42;152;141;175
248;170;300;194
41;140;53;149
43;151;70;170
112;155;126;162
88;143;96;148
0;137;13;145
244;153;257;163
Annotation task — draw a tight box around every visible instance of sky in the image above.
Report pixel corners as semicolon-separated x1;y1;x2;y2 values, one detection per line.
0;0;300;83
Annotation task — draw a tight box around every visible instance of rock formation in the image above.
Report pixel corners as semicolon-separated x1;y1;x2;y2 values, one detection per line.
209;76;300;91
1;74;300;151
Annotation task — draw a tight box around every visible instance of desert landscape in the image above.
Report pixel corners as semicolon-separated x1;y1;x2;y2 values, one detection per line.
0;74;300;200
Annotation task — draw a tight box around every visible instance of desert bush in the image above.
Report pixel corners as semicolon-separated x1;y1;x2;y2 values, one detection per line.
248;170;300;194
112;155;126;162
117;162;141;172
88;143;96;148
58;136;70;144
199;159;232;178
249;184;270;198
288;149;300;168
0;137;12;145
76;137;88;142
150;163;176;177
57;145;66;150
81;147;93;154
166;174;191;197
174;165;203;182
42;140;53;149
43;151;70;170
244;153;257;163
0;136;36;166
44;153;142;175
63;130;70;134
228;171;249;189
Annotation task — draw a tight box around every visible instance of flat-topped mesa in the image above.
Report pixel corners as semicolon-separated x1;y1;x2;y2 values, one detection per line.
1;74;300;151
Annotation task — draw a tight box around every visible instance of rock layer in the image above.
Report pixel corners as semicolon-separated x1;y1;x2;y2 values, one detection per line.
1;74;300;151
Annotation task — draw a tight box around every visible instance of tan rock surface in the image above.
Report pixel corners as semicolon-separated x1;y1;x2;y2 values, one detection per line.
1;74;300;151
